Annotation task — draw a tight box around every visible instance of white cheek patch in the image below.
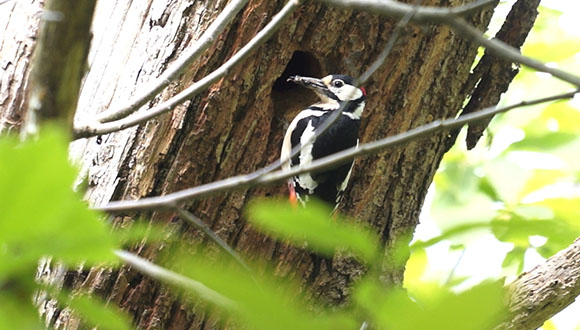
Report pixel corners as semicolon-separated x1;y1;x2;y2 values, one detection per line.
335;85;363;101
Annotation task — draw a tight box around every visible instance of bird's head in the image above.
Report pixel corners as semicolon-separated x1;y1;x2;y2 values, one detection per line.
287;74;366;105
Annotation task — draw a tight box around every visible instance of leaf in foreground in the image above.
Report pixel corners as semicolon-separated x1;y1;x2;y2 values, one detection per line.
173;255;357;330
355;280;506;330
247;199;379;262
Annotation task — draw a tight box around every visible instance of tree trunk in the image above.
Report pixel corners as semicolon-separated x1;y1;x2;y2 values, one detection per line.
0;0;43;133
2;0;501;328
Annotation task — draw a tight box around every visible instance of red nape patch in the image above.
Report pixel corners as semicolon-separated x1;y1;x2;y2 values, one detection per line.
360;87;367;96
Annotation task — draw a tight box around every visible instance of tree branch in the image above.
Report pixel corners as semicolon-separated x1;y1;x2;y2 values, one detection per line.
174;207;254;276
25;0;97;135
73;0;301;139
95;90;578;213
357;0;424;85
114;250;236;309
496;237;580;330
315;0;496;23
447;17;580;87
316;0;580;88
459;0;541;150
93;0;250;124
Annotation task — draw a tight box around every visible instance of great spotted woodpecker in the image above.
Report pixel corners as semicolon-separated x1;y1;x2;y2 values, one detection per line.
280;74;366;211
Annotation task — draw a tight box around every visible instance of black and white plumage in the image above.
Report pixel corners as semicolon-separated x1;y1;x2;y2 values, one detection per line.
281;74;366;211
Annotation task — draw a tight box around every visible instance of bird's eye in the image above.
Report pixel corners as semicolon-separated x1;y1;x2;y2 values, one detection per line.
332;80;344;88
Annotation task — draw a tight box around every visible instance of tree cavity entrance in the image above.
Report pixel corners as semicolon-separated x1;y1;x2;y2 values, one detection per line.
272;51;322;118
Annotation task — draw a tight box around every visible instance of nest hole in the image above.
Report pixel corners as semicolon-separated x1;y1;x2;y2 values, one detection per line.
272;51;322;119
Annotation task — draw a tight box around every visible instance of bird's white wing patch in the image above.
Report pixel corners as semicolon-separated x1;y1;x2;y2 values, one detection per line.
352;101;365;119
281;109;326;171
296;120;318;194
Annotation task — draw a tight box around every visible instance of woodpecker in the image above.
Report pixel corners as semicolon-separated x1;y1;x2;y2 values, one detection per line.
280;74;366;280
280;74;366;211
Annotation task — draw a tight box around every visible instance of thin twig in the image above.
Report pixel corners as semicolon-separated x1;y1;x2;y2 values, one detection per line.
96;90;578;213
114;249;236;309
357;0;424;85
315;0;580;88
448;17;580;87
315;0;496;23
94;0;250;123
174;207;254;276
74;0;301;139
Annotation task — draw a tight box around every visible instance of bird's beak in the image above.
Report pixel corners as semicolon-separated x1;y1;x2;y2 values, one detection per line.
287;75;327;91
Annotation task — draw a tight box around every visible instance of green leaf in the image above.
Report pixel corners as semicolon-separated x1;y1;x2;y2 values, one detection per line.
112;221;170;246
483;157;532;206
509;132;577;151
174;255;357;330
355;280;506;330
433;150;480;208
502;247;526;274
0;293;42;330
411;222;491;251
246;199;379;262
430;193;497;229
522;6;579;63
517;169;567;199
0;129;116;276
478;176;501;202
491;208;578;258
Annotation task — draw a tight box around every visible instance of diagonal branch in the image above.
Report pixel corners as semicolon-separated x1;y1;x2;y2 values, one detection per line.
496;237;580;330
94;0;250;123
95;90;578;213
73;0;301;139
114;250;236;309
174;207;254;276
357;0;424;85
316;0;580;88
459;0;541;150
447;17;580;87
315;0;496;23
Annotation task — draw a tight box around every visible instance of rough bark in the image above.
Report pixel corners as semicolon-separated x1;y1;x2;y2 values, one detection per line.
0;0;550;329
497;237;580;330
0;0;43;133
461;0;541;149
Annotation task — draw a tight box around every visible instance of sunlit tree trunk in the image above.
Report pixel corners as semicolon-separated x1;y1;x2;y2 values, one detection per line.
1;0;502;328
0;0;43;133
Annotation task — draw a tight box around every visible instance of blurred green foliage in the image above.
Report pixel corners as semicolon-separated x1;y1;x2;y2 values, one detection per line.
407;5;580;329
0;129;130;329
248;199;379;262
0;129;511;330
